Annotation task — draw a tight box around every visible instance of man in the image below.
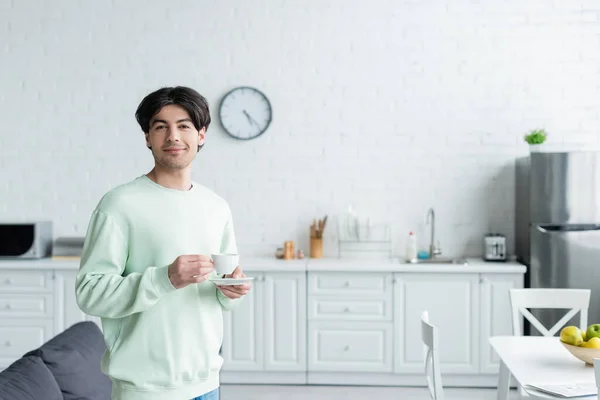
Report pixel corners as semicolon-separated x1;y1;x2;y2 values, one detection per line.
75;86;251;400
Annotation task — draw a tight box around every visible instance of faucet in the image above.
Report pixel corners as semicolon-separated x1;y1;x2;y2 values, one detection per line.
426;207;442;259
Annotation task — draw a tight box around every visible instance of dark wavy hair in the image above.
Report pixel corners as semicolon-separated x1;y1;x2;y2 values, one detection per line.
135;86;211;152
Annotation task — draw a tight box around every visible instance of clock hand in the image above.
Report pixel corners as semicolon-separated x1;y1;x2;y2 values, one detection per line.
243;110;259;127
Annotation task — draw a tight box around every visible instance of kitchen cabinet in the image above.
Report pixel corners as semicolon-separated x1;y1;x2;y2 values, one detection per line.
307;272;393;373
308;321;393;372
54;270;101;334
393;273;480;374
0;319;54;370
221;271;307;373
0;268;56;370
0;258;526;387
305;265;523;387
263;272;306;371
479;273;523;373
0;267;100;371
221;272;264;371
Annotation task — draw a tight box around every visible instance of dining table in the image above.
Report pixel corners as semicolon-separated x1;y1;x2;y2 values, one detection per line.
489;336;598;399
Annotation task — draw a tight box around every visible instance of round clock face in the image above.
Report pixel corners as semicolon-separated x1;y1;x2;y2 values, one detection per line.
219;86;272;140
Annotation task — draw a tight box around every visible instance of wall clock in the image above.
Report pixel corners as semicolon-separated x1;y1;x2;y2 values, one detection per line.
219;86;272;140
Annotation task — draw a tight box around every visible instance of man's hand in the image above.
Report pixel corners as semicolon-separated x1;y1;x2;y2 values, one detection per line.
217;266;252;299
168;255;214;289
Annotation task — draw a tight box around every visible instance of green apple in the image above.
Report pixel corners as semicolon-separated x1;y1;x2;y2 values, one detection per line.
586;324;600;340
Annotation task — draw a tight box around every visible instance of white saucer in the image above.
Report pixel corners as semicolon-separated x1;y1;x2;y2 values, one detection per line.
209;277;254;286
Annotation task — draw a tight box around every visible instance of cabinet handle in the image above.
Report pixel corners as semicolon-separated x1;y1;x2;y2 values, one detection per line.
4;341;11;347
4;303;10;310
344;345;350;352
480;277;489;284
344;307;351;313
344;282;351;288
4;278;12;285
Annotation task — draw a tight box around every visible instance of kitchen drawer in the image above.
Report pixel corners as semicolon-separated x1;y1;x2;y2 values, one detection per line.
309;297;392;321
308;272;391;297
0;294;53;318
0;270;53;293
0;319;54;368
308;321;392;372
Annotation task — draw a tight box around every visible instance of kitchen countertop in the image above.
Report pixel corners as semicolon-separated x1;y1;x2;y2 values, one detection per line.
0;256;526;274
305;257;526;273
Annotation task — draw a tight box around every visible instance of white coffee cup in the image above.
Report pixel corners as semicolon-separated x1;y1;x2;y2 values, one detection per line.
212;253;239;275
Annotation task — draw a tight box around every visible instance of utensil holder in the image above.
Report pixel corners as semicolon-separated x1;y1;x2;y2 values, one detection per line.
310;236;323;258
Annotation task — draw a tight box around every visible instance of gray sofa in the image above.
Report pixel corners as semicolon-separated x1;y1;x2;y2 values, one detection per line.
0;321;112;399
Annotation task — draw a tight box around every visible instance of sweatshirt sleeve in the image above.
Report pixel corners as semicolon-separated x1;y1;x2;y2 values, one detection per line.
75;209;176;319
216;207;243;311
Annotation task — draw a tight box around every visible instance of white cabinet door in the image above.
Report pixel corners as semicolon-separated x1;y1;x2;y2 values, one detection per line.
479;273;523;373
308;321;393;372
0;318;54;370
394;273;479;374
221;273;264;371
263;272;306;371
54;270;101;335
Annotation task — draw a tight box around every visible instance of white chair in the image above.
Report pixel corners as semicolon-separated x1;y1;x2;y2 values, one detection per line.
421;311;444;400
509;289;591;337
509;288;591;398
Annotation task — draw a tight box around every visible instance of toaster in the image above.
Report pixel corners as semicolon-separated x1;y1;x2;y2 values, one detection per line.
484;234;507;261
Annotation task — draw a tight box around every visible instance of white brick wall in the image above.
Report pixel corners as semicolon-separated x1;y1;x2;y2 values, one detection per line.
1;0;599;259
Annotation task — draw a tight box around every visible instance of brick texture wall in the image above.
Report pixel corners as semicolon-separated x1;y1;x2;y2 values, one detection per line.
1;0;599;258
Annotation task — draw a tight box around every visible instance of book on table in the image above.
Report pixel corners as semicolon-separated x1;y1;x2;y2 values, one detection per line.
524;382;597;398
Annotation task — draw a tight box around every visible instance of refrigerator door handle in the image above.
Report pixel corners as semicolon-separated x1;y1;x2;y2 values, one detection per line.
536;224;600;233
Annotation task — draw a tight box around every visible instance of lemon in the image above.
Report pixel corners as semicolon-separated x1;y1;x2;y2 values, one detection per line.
560;326;584;346
582;337;600;349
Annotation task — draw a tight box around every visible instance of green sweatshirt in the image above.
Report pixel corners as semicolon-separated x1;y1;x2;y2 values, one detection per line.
75;175;242;400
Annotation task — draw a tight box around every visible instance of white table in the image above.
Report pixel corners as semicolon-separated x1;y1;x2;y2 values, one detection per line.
489;336;597;400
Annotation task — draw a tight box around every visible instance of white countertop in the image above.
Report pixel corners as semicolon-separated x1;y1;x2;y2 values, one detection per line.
0;258;81;270
305;257;526;273
0;256;526;274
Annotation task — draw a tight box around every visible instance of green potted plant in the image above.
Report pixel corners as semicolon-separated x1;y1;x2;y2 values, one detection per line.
524;129;547;152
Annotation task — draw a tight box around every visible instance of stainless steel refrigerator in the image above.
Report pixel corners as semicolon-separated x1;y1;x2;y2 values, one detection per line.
515;151;600;335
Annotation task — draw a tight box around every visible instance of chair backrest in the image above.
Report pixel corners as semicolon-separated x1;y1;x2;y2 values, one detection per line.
421;311;444;400
509;289;591;337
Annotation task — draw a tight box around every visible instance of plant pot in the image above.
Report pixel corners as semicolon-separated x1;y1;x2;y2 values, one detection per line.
529;144;546;153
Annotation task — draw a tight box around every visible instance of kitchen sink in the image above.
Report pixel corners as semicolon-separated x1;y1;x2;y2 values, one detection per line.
405;258;469;265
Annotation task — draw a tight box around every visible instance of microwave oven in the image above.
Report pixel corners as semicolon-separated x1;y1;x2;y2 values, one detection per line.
0;221;53;259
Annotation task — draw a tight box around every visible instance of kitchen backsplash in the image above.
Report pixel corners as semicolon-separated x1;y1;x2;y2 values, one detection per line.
1;0;599;258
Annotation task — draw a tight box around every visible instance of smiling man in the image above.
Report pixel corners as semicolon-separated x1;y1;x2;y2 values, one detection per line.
75;86;251;400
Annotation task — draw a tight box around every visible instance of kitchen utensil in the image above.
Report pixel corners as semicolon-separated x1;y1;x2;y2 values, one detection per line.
311;215;328;239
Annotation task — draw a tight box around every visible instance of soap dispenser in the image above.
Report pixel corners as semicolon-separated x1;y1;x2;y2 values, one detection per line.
405;231;418;263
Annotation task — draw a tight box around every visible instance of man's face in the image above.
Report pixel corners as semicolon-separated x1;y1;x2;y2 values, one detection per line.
145;105;205;170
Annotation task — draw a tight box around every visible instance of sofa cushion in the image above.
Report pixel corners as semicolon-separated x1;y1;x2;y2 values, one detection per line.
24;321;111;400
0;355;62;400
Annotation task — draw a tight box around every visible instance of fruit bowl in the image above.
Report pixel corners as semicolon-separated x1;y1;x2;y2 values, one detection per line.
561;341;600;365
